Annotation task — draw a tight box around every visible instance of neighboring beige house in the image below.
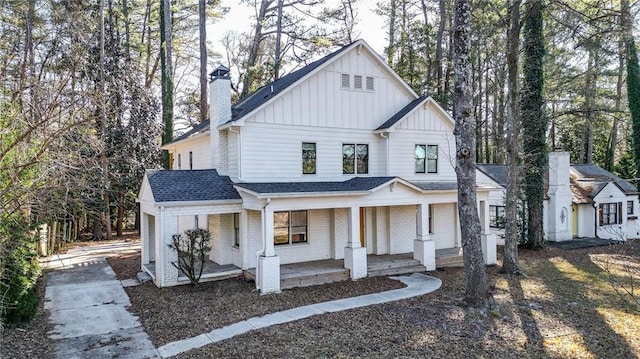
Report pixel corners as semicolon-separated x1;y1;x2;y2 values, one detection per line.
477;151;639;243
138;40;498;293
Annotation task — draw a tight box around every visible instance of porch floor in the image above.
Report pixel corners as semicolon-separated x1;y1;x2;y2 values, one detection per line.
143;259;242;284
244;248;463;290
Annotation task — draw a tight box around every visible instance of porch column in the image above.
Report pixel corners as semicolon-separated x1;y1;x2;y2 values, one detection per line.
141;212;149;265
239;210;250;270
414;202;436;270
258;205;280;294
344;206;367;279
159;209;179;287
478;199;497;265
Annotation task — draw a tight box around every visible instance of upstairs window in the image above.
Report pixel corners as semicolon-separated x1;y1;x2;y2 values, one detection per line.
415;145;438;173
302;142;316;174
599;202;622;226
189;151;193;169
354;75;363;89
341;74;350;88
366;76;374;90
343;144;369;175
178;154;182;170
274;211;308;245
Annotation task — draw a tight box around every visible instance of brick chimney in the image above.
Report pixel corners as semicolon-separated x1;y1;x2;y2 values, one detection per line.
547;151;572;241
209;65;231;170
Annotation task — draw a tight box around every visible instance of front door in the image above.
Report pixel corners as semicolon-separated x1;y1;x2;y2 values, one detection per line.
359;207;366;247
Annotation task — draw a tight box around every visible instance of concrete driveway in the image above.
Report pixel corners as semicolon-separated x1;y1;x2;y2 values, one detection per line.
42;241;159;359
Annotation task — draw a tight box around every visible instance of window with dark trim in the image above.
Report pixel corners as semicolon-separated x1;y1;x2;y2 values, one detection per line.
628;201;634;215
489;205;506;229
178;154;182;170
343;144;369;174
233;213;240;247
415;145;438;173
599;202;622;226
274;211;308;245
194;215;199;228
302;142;316;174
428;204;434;234
189;151;193;170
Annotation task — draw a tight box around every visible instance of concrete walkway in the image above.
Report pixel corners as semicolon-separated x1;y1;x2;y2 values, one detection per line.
157;272;442;358
42;241;442;359
42;241;160;359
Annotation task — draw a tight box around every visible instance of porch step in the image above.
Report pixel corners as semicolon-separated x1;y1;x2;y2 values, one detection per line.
280;269;349;290
368;264;426;277
436;255;464;267
367;256;425;277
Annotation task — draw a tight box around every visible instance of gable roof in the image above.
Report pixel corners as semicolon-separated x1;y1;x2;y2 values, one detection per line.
220;39;418;129
375;96;454;132
476;164;509;187
570;164;637;203
376;95;428;131
146;169;240;203
163;120;211;148
234;177;397;198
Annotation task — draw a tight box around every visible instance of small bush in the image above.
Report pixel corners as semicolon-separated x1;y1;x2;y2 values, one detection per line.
168;228;211;285
1;215;41;324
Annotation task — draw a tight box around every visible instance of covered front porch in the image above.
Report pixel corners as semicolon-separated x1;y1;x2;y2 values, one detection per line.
243;249;464;290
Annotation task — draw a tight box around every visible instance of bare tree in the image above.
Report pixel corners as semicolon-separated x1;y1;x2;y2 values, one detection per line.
453;0;491;307
199;0;207;123
502;0;522;274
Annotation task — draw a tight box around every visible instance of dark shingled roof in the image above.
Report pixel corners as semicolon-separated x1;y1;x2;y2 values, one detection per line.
476;164;509;187
570;164;638;204
147;169;241;203
409;181;458;191
234;177;396;195
376;95;428;131
170;120;211;144
227;42;355;124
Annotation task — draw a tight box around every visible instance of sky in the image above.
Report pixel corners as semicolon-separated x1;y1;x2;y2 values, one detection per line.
207;0;388;61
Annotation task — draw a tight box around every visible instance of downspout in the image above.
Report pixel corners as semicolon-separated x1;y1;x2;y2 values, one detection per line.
229;127;242;180
593;201;599;239
256;198;271;290
379;132;390;176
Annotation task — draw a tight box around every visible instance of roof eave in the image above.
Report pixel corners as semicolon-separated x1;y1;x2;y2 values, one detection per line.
160;130;210;150
155;199;242;207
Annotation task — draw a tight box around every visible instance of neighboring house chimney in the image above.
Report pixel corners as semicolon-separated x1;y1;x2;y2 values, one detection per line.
209;65;231;170
548;151;572;241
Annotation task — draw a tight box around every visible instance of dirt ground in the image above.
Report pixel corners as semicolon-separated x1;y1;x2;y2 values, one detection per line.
3;238;640;359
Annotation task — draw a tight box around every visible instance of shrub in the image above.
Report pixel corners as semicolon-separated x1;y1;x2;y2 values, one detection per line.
168;228;211;285
0;215;41;324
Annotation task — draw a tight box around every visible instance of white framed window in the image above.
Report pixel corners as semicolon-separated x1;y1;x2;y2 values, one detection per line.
341;74;350;88
274;211;308;245
599;202;622;225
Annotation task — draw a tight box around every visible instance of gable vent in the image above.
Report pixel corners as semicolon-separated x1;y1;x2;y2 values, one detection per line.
354;75;363;89
366;76;374;90
341;74;350;88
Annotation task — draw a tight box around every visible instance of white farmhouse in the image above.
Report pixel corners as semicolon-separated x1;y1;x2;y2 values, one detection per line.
477;151;639;243
138;40;498;293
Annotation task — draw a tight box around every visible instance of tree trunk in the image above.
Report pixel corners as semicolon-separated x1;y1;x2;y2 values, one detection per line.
435;0;446;98
622;0;640;176
606;37;624;172
274;0;283;81
92;216;103;241
521;0;546;249
453;0;491;307
199;0;207;123
387;0;397;66
160;0;174;168
116;188;125;236
241;0;271;98
502;0;522;274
